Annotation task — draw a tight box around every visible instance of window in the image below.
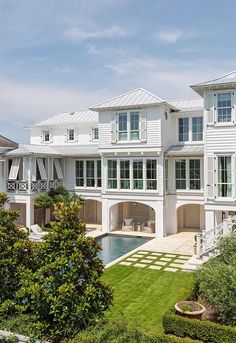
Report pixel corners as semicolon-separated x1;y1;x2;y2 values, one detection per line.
133;160;143;189
175;160;186;189
92;128;99;140
75;161;84;187
120;160;130;189
130;112;140;140
178;118;189;142
97;160;102;187
43;130;50;142
146;160;157;190
218;156;232;197
108;160;117;189
189;159;201;190
192;117;203;141
217;93;232;123
67;129;75;141
86;161;95;187
118;113;128;141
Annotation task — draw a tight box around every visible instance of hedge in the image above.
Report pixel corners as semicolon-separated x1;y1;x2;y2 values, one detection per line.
163;310;236;343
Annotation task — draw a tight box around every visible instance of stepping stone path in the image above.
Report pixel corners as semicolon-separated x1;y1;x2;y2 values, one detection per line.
119;250;191;273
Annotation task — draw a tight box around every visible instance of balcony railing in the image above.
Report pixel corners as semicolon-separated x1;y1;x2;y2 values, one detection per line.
6;179;63;193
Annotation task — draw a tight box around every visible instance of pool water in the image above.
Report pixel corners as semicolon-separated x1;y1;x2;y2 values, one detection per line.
97;234;152;265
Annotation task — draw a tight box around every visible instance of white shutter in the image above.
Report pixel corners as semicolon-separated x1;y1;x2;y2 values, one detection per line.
8;158;21;180
207;156;215;199
111;113;117;143
232;91;236;124
36;158;47;180
140;111;147;142
205;93;215;125
54;158;63;179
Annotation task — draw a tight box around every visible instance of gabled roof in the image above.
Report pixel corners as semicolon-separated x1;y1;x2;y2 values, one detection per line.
191;70;236;95
0;135;18;148
90;88;172;111
28;110;98;128
168;98;203;112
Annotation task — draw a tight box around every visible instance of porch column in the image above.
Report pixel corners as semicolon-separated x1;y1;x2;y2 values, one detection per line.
26;198;34;227
205;209;215;232
155;201;164;237
101;198;109;233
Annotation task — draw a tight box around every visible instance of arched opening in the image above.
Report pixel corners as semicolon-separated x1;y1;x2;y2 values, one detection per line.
79;199;102;229
110;201;155;233
177;204;204;232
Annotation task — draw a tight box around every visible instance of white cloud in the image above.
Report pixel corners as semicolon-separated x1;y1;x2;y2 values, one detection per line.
64;25;127;42
157;29;183;43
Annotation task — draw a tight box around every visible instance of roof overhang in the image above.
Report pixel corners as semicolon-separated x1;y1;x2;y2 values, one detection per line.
165;144;204;157
191;82;236;96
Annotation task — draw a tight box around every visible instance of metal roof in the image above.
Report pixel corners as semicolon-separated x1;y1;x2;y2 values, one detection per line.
165;144;204;157
168;98;203;112
5;144;99;158
0;135;18;148
28;110;98;128
191;70;236;95
90;88;169;110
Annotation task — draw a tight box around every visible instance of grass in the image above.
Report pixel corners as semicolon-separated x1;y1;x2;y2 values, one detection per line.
103;264;194;333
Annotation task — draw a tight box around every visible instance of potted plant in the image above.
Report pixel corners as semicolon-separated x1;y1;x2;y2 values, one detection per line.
175;301;206;319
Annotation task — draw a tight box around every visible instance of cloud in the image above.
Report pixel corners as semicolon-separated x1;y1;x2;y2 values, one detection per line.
157;29;183;43
64;25;127;42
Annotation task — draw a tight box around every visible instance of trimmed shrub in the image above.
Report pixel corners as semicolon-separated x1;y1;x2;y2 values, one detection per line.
163;310;236;343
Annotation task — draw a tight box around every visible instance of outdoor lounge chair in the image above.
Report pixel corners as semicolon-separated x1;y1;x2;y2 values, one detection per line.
29;224;49;237
142;220;155;233
122;218;135;231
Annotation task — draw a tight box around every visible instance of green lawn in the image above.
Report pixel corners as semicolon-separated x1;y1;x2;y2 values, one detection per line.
103;264;194;333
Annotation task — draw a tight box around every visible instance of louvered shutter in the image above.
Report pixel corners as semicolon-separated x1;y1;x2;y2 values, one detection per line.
205;93;215;125
111;113;117;143
140;111;147;142
207;156;215;199
54;158;63;179
36;158;47;180
231;91;236;124
8;158;21;180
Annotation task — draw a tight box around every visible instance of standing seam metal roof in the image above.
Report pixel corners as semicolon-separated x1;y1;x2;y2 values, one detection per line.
191;70;236;87
168;98;203;112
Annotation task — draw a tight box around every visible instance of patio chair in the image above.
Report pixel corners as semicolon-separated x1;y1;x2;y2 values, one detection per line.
29;224;49;237
142;220;155;233
122;218;135;231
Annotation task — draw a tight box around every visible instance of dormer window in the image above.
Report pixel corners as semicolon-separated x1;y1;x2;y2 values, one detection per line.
67;129;75;141
117;111;140;141
217;93;232;123
43;130;50;142
92;128;99;140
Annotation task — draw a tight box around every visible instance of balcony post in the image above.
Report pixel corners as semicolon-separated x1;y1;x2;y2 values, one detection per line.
28;157;32;193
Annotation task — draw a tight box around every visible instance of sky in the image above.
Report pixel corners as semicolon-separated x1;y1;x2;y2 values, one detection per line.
0;0;236;143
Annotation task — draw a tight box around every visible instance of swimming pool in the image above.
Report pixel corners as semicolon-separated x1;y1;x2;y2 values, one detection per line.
97;234;152;265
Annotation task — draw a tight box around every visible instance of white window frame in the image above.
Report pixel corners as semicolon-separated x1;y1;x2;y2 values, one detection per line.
66;129;76;142
174;158;203;192
177;114;203;144
42;130;51;143
117;111;140;142
216;92;233;124
216;155;233;200
91;128;99;141
75;159;101;189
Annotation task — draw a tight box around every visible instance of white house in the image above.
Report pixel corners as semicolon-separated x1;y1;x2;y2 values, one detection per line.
2;70;236;237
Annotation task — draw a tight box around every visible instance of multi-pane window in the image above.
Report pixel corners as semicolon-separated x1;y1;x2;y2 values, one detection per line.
86;161;95;187
175;160;186;189
67;129;75;141
43;130;50;142
218;156;232;197
192;117;203;141
108;160;117;189
120;160;130;189
130;112;140;140
118;113;128;141
97;160;101;187
92;128;99;140
146;160;157;190
178;118;189;142
133;160;143;189
217;93;232;123
189;159;201;190
75;161;84;187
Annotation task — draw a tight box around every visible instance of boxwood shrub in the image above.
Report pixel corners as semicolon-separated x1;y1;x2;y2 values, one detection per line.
163;310;236;343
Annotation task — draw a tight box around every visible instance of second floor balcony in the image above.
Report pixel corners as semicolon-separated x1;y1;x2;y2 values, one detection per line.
6;179;63;194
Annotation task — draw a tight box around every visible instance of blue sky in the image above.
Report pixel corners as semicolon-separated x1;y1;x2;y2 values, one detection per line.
0;0;236;143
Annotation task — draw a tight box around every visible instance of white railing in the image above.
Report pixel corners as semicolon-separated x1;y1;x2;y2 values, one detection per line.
6;179;63;193
196;215;236;258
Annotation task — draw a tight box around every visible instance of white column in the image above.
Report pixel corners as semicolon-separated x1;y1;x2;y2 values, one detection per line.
26;198;34;227
155;201;164;237
205;209;215;232
101;198;109;233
